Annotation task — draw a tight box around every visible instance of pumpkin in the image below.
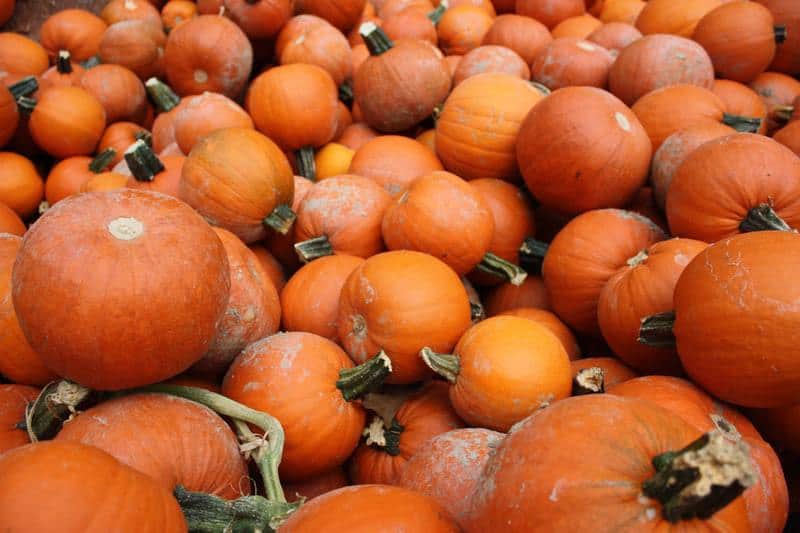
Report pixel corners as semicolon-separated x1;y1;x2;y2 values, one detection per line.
625;186;669;232
79;171;129;193
530;38;613;90
463;395;752;531
222;331;373;482
608;34;714;106
598;0;645;24
314;143;355;180
586;22;642;55
161;0;197;31
276;15;353;87
381;6;438;45
43;152;112;205
499;307;580;360
649;122;735;210
279;484;460;532
570;356;637;387
711;79;769;134
294;174;391;262
354;24;451;133
101;0;162;26
755;0;800;76
99;20;167;80
12;189;231;390
0;84;17;149
635;0;723;37
338;122;378;151
299;0;367;31
452;45;529;85
609;376;789;533
338;250;472;384
283;467;349;502
0;33;48;76
39;9;107;62
0;152;44;218
164;15;253;98
437;6;494;55
223;0;293;40
98;122;150;166
774;120;800;156
123;147;183;198
79;64;147;124
378;0;433;19
632;84;762;150
448;0;496;14
172;92;253;153
281;255;365;341
542;209;666;334
551;14;602;39
518;87;652;214
666;134;800;241
180;128;295;243
516;0;585;29
398;428;504;527
348;135;444;196
484;276;550;315
263;175;313;271
56;393;249;498
749;71;800;132
481;14;552;65
38;52;85;93
748;405;800;455
349;381;464;484
0;0;12;26
598;238;708;374
0;385;38;454
249;244;287;292
247;64;339;179
436;73;546;181
0;441;187;532
0;203;24;236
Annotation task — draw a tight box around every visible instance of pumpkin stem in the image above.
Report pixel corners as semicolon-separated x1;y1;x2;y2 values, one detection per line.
134;129;154;147
56;50;73;74
263;204;297;235
80;55;101;69
518;237;549;276
244;0;259;4
336;351;393;401
295;146;317;181
360;22;394;56
23;380;95;442
721;113;762;133
8;76;39;99
174;486;300;533
294;235;334;263
739;203;794;233
133;384;287;503
428;0;448;24
431;103;443;124
38;200;50;215
88;148;117;173
125;139;165;182
363;415;404;456
470;301;485;322
420;347;460;383
15;96;36;115
775;25;787;44
637;311;676;348
145;77;181;112
530;81;552;96
572;367;605;395
626;249;649;267
773;105;794;123
476;252;528;286
338;81;353;105
641;431;756;523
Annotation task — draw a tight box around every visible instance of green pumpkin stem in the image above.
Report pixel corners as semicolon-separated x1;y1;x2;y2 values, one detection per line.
360;22;394;56
637;311;677;348
8;76;39;99
263;204;296;235
363;415;404;456
739;203;794;233
642;431;756;523
336;351;393;402
775;25;788;44
16;96;36;114
721;113;762;133
125;139;165;182
134;129;154;147
294;236;334;263
145;77;180;112
80;55;101;69
774;105;794;123
338;81;353;105
23;380;95;442
470;301;485;322
572;367;605;396
420;347;460;383
88;148;117;173
428;0;448;24
295;146;317;181
476;252;528;286
518;237;549;276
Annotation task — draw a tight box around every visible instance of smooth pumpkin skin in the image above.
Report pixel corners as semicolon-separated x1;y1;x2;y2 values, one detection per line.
484;276;550;315
382;171;495;276
0;441;187;532
283;467;349;502
276;15;352;87
79;65;148;125
711;80;769;135
0;33;48;76
28;86;106;159
586;22;642;55
180;128;294;243
542;209;666;334
436;73;546;181
298;0;366;32
224;0;293;40
516;0;585;29
570;356;637;387
39;60;86;93
453;45;529;86
381;7;438;45
98;122;151;166
398;428;504;527
448;0;496;14
608;35;714;106
279;484;460;532
249;244;287;292
667;134;800;242
463;394;750;532
126;155;184;198
99;20;166;80
0;0;13;26
337;122;379;150
56;393;249;499
223;332;367;482
445;316;572;431
338;250;472;384
348;135;444;196
774;120;800;156
173;92;253;154
161;0;197;31
0;385;37;454
377;0;433;19
0;204;24;236
755;0;800;75
635;0;723;37
314;143;355;180
499;307;580;360
101;0;162;25
39;9;107;62
296;174;391;258
749;71;800;133
626;186;669;233
164;15;253;98
598;238;708;374
12;189;231;390
437;6;494;56
44;156;94;205
79;171;128;193
518;87;652;215
349;381;464;485
597;0;645;23
530;38;614;90
650;122;735;210
0;84;17;149
551;14;603;39
0;153;43;219
674;231;800;407
191;227;281;378
481;14;553;65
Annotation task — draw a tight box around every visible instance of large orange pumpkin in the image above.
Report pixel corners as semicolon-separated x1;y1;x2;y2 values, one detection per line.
635;0;723;37
276;15;352;87
172;91;253;154
755;0;800;76
499;307;580;360
223;0;293;40
0;84;18;149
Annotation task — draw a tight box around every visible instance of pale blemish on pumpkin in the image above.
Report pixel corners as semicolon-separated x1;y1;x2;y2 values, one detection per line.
576;41;597;52
107;217;144;241
615;112;631;132
194;69;209;84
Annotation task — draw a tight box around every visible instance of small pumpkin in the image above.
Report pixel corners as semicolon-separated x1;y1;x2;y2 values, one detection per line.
0;84;17;149
348;135;444;196
570;356;637;387
223;0;293;40
39;9;107;62
711;79;769;134
276;15;353;87
499;307;580;360
298;0;367;32
480;14;552;65
437;5;494;55
755;0;800;76
749;71;800;133
381;5;439;45
635;0;723;37
161;0;197;31
99;20;167;80
531;38;613;90
337;122;378;150
43;151;115;205
101;0;162;26
453;45;529;85
0;33;48;76
172;91;253;153
515;0;585;29
586;22;642;55
483;276;550;316
551;14;602;39
80;64;148;124
0;203;24;236
79;171;129;193
0;152;44;218
98;122;150;166
314;143;355;180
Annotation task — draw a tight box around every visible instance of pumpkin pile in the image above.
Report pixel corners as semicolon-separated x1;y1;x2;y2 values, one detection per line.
0;0;799;531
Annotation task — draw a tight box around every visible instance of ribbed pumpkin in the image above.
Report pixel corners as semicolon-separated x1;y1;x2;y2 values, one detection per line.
79;64;148;124
0;33;48;76
348;135;443;196
276;15;352;87
101;0;162;25
551;14;603;39
481;14;553;65
755;0;800;76
172;91;253;154
98;20;166;80
437;6;494;55
635;0;723;37
749;71;800;133
0;385;38;454
530;38;614;90
39;9;107;62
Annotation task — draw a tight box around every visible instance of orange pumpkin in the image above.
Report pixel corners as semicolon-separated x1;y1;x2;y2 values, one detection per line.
101;0;162;26
0;152;44;218
635;0;723;37
597;0;645;24
570;356;637;387
282;467;349;502
0;84;17;149
750;71;800;133
299;0;367;32
161;0;197;31
37;52;85;95
79;64;147;124
172;91;253;153
314;143;355;180
381;6;438;45
774;120;800;156
711;79;769;134
123;143;184;198
481;14;552;65
249;244;287;292
39;9;107;62
221;0;292;39
276;15;352;87
79;171;129;193
98;122;150;166
551;14;602;39
483;276;550;315
0;33;48;76
377;0;433;19
26;86;106;159
499;307;580;360
264;175;313;271
437;6;494;55
337;122;378;150
756;0;800;76
530;38;613;90
586;21;642;55
0;203;24;236
99;20;167;80
453;45;529;85
348;135;444;195
516;0;585;29
0;385;38;454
